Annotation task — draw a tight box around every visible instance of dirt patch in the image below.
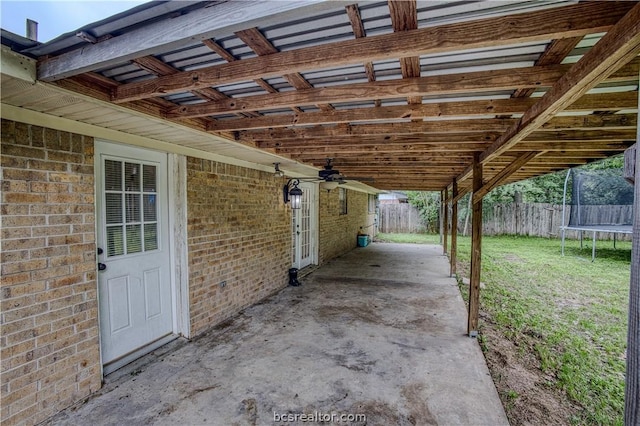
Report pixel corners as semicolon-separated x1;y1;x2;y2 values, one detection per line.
480;323;581;425
401;383;437;425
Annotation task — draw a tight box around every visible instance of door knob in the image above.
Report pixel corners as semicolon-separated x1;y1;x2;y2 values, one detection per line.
98;263;107;271
97;247;104;255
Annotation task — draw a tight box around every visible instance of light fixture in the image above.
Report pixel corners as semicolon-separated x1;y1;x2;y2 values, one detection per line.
320;181;339;192
273;162;284;178
283;179;303;209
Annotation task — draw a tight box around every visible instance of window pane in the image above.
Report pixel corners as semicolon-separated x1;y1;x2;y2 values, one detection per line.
126;194;141;223
143;194;157;221
105;193;123;224
104;160;122;191
125;162;140;192
106;226;124;257
144;223;158;251
143;164;157;192
126;225;142;254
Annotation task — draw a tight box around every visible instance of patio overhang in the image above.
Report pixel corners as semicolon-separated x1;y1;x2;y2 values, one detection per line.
1;0;636;193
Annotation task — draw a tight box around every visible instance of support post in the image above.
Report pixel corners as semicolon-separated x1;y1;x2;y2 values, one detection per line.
439;190;444;245
443;188;449;255
450;180;458;277
624;74;640;426
468;155;483;337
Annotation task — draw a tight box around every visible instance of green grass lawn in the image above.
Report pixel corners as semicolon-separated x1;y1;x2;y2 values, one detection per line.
376;233;631;425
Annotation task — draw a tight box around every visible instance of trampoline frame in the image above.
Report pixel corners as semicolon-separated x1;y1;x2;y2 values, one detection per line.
560;169;633;261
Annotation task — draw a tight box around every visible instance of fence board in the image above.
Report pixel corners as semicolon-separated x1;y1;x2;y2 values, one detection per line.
378;203;426;233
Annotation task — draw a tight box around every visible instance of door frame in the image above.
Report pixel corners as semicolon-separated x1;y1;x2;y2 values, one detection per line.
94;140;189;375
292;181;319;269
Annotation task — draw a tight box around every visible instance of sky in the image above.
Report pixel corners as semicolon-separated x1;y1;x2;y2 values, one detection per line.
1;0;148;42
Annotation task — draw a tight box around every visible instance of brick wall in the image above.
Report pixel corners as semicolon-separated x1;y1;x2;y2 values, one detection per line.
0;119;101;426
186;158;291;335
0;119;376;424
318;188;375;264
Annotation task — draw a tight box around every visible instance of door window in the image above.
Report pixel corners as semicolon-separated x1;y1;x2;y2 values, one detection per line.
104;159;159;257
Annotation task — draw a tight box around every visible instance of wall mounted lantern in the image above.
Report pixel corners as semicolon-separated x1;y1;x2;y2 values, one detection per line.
283;179;303;209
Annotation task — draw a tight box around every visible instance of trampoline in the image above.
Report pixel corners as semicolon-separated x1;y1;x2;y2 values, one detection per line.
560;167;634;261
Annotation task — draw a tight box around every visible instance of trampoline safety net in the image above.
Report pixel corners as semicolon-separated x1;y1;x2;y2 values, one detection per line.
569;168;634;227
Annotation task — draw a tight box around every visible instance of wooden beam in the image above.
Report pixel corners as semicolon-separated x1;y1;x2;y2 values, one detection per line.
131;55;259;119
452;186;471;205
478;2;640;165
260;128;634;150
345;4;380;107
273;140;632;157
468;154;483;337
163;62;638;117
511;36;582;98
107;2;635;102
623;71;640;426
472;151;542;204
440;190;445;245
238;113;637;141
205;91;639;131
201;38;302;114
235;28;333;112
261;132;499;147
37;0;332;81
388;0;422;106
443;186;449;255
450;179;458;277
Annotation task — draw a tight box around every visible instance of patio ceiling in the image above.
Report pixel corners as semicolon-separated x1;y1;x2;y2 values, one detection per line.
9;0;640;192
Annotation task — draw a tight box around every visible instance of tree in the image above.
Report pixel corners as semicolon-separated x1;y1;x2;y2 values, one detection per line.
404;155;625;233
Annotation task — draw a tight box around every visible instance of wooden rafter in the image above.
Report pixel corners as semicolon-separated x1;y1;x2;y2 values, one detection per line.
480;3;640;165
29;0;639;198
456;2;640;187
345;4;380;107
236;113;636;141
131;55;259;119
234;28;333;112
200;39;302;114
107;2;635;103
165;61;638;118
206;91;638;131
388;0;422;106
510;37;582;99
472;151;544;204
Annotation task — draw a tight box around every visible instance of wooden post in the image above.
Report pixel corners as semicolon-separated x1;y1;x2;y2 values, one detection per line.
443;188;449;255
439;190;444;245
450;180;458;277
468;155;483;337
624;83;640;426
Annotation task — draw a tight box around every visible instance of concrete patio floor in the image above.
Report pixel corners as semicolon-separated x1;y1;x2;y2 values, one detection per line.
47;242;508;426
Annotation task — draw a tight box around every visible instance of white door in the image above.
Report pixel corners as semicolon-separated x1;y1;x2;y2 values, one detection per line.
292;182;317;269
96;142;173;366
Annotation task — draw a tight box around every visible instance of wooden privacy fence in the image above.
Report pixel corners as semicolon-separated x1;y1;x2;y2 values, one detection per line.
483;203;632;240
378;203;426;233
378;202;633;240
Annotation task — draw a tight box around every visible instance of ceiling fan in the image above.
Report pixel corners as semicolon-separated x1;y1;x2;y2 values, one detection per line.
275;158;375;185
278;158;375;208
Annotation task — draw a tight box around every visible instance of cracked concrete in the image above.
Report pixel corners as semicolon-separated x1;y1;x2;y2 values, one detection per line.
46;243;508;426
